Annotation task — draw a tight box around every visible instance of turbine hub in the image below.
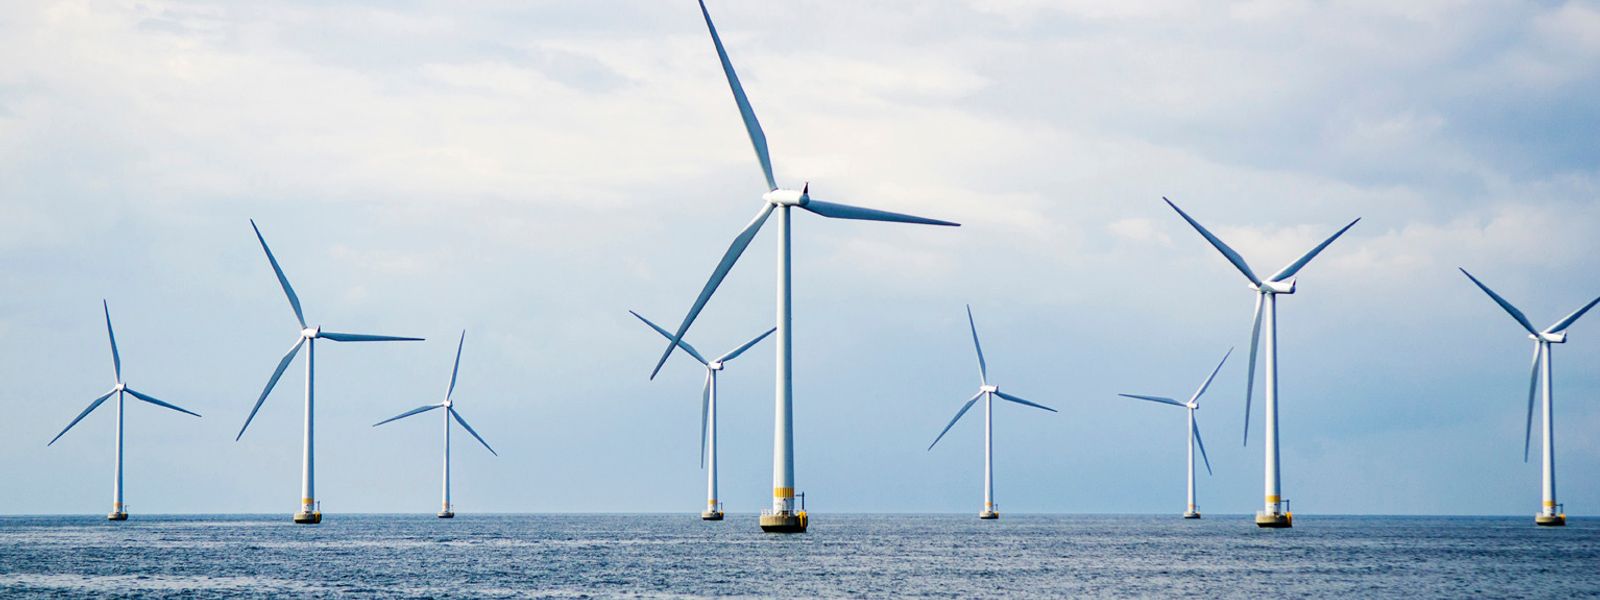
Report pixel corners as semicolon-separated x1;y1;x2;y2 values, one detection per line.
114;383;126;392
709;361;724;371
1250;280;1295;295
1533;332;1568;344
302;326;321;339
762;188;807;206
980;384;999;393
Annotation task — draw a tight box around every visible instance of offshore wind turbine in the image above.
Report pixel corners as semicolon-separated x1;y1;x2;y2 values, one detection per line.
373;331;497;519
927;306;1056;519
1163;197;1358;528
1460;268;1599;527
48;301;201;521
648;0;960;533
632;311;775;520
236;220;423;524
1118;348;1229;519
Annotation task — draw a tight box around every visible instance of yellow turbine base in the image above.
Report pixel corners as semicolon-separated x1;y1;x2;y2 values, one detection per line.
107;512;128;521
979;510;999;520
1535;513;1566;527
293;511;322;524
701;511;725;521
760;511;807;533
1256;512;1292;528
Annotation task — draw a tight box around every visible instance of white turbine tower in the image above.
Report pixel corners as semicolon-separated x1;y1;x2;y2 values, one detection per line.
1118;348;1229;519
373;330;497;519
632;311;775;520
49;300;201;521
236;220;423;524
927;306;1056;520
1163;197;1358;528
647;0;960;533
1460;268;1599;527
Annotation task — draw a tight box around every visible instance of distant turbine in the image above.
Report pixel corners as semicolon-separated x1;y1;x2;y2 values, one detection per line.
1118;348;1230;519
1460;268;1599;527
927;306;1056;520
49;301;201;521
632;311;774;520
649;0;960;533
373;330;496;519
236;220;423;524
1164;197;1358;528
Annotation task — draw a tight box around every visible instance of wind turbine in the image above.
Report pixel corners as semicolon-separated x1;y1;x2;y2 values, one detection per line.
927;306;1056;520
373;330;496;519
1163;197;1358;528
1118;348;1230;519
631;310;774;520
236;219;423;524
1460;268;1599;527
48;300;201;521
647;0;960;533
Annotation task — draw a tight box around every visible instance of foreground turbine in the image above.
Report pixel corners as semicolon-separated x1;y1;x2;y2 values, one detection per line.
928;306;1056;519
237;220;423;524
1460;268;1599;527
1164;197;1358;528
374;331;496;518
650;1;960;533
632;311;774;520
49;300;201;520
1118;348;1229;518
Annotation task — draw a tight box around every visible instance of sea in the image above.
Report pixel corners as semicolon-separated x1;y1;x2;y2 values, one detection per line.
0;514;1595;598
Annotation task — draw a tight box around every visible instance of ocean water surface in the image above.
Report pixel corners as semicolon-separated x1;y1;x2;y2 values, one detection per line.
0;514;1596;598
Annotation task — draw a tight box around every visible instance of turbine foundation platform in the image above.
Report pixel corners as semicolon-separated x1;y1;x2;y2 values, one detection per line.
701;511;724;521
1535;513;1566;527
107;512;128;521
979;510;998;520
1183;511;1201;519
437;511;454;519
1255;512;1292;528
293;511;322;524
759;511;807;533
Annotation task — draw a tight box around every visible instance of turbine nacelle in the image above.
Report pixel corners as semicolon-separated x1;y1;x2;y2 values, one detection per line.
980;384;999;394
761;187;809;207
1250;280;1296;295
708;361;725;371
113;383;127;392
1532;332;1568;344
302;326;322;339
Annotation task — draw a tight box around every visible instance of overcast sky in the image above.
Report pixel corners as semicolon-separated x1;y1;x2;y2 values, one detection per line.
2;0;1598;517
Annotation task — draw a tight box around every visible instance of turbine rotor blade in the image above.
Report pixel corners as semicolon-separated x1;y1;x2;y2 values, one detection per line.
649;203;775;379
446;330;466;402
1188;347;1235;406
928;392;983;450
701;370;711;469
1118;393;1185;408
48;389;118;446
630;311;709;365
995;390;1057;413
373;403;443;427
1243;292;1264;446
966;305;988;385
450;407;497;456
318;332;424;343
124;387;201;417
1525;342;1540;462
103;300;121;383
800;198;959;227
250;219;307;329
1163;197;1260;286
698;0;777;191
716;327;776;364
1459;268;1539;336
237;337;305;441
1193;415;1213;476
1545;295;1600;334
1267;218;1361;282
